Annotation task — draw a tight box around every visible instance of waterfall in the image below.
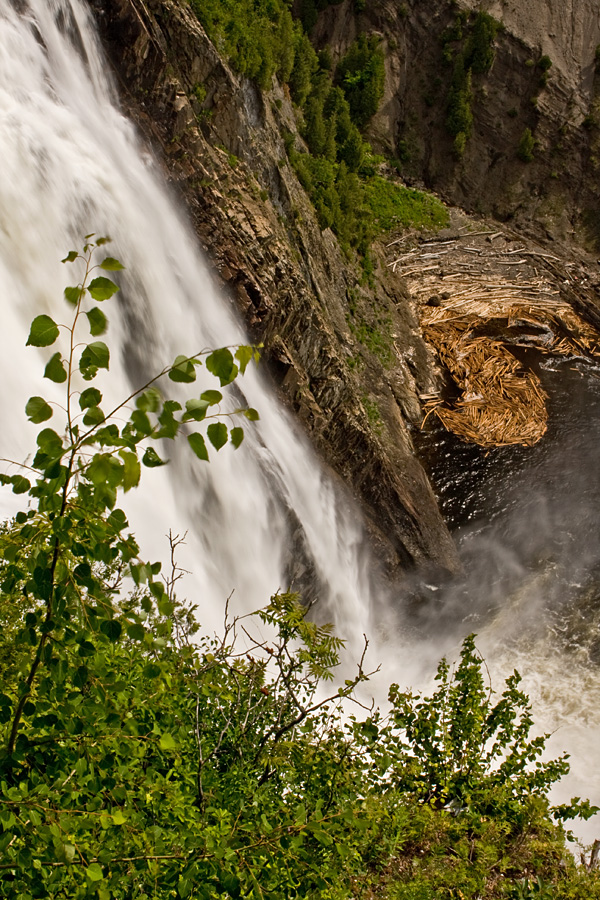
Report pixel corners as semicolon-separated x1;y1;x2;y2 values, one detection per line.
2;0;600;848
0;0;374;640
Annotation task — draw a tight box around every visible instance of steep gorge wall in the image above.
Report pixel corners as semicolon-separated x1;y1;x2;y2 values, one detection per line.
314;0;600;249
89;0;459;577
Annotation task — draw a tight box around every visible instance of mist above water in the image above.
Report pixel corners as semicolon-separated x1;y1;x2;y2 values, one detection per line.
408;353;600;843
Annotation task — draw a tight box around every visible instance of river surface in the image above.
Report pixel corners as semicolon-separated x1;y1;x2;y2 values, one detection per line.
409;350;600;844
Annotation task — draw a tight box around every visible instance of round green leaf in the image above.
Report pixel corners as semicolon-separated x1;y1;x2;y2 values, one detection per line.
99;256;125;271
79;387;102;410
135;388;161;413
127;623;145;641
143;663;162;679
86;307;108;336
80;341;110;380
88;276;119;301
230;426;244;449
82;406;105;426
206;347;238;386
183;398;209;422
11;475;31;494
26;315;59;347
169;354;196;383
78;640;96;658
36;428;63;456
235;344;256;373
86;863;104;882
25;396;53;424
118;450;141;492
64;285;82;305
44;352;67;383
200;390;223;405
73;665;89;688
159;733;176;751
100;619;123;642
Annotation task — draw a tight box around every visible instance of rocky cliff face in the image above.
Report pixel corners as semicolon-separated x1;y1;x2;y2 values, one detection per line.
90;0;459;577
314;0;600;249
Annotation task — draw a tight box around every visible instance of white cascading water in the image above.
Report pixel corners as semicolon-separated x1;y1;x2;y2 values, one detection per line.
2;0;600;849
0;0;374;642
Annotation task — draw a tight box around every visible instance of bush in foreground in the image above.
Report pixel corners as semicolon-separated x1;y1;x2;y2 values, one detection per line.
0;243;598;898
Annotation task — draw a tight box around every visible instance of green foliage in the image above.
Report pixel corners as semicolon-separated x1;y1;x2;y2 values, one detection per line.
463;10;501;74
538;54;553;73
364;175;449;233
297;0;344;34
443;11;500;153
336;34;386;129
446;59;473;139
0;279;598;900
362;396;384;433
518;127;536;162
0;236;598;900
386;635;570;816
290;150;372;255
190;0;298;90
190;0;433;265
348;305;394;366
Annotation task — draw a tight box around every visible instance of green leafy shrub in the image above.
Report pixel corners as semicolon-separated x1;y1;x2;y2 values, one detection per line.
464;10;501;74
518;126;536;161
336;34;386;129
1;273;600;898
446;61;473;139
442;11;500;153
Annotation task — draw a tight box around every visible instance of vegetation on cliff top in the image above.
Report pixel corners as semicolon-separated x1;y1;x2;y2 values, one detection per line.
0;242;599;898
189;0;446;266
442;10;502;158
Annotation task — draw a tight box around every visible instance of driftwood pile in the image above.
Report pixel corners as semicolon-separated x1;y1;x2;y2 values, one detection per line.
420;301;600;448
421;318;548;448
387;230;600;448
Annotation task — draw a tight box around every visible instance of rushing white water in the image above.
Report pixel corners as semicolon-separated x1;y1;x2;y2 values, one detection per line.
404;354;600;846
2;0;600;851
0;0;377;640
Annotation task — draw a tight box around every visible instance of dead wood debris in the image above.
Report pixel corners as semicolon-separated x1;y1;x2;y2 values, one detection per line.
388;233;600;449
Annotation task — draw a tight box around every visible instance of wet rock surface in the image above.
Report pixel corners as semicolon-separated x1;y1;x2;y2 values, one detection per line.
90;0;459;576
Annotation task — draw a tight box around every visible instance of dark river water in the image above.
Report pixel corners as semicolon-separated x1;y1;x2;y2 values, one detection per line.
404;350;600;845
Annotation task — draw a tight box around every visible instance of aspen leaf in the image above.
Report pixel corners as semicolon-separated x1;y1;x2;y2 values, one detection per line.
230;426;244;449
169;354;196;383
207;422;228;451
99;256;125;271
25;396;53;423
188;432;209;461
27;315;59;347
44;352;67;383
88;276;119;301
142;447;167;468
206;347;238;386
86;307;108;336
